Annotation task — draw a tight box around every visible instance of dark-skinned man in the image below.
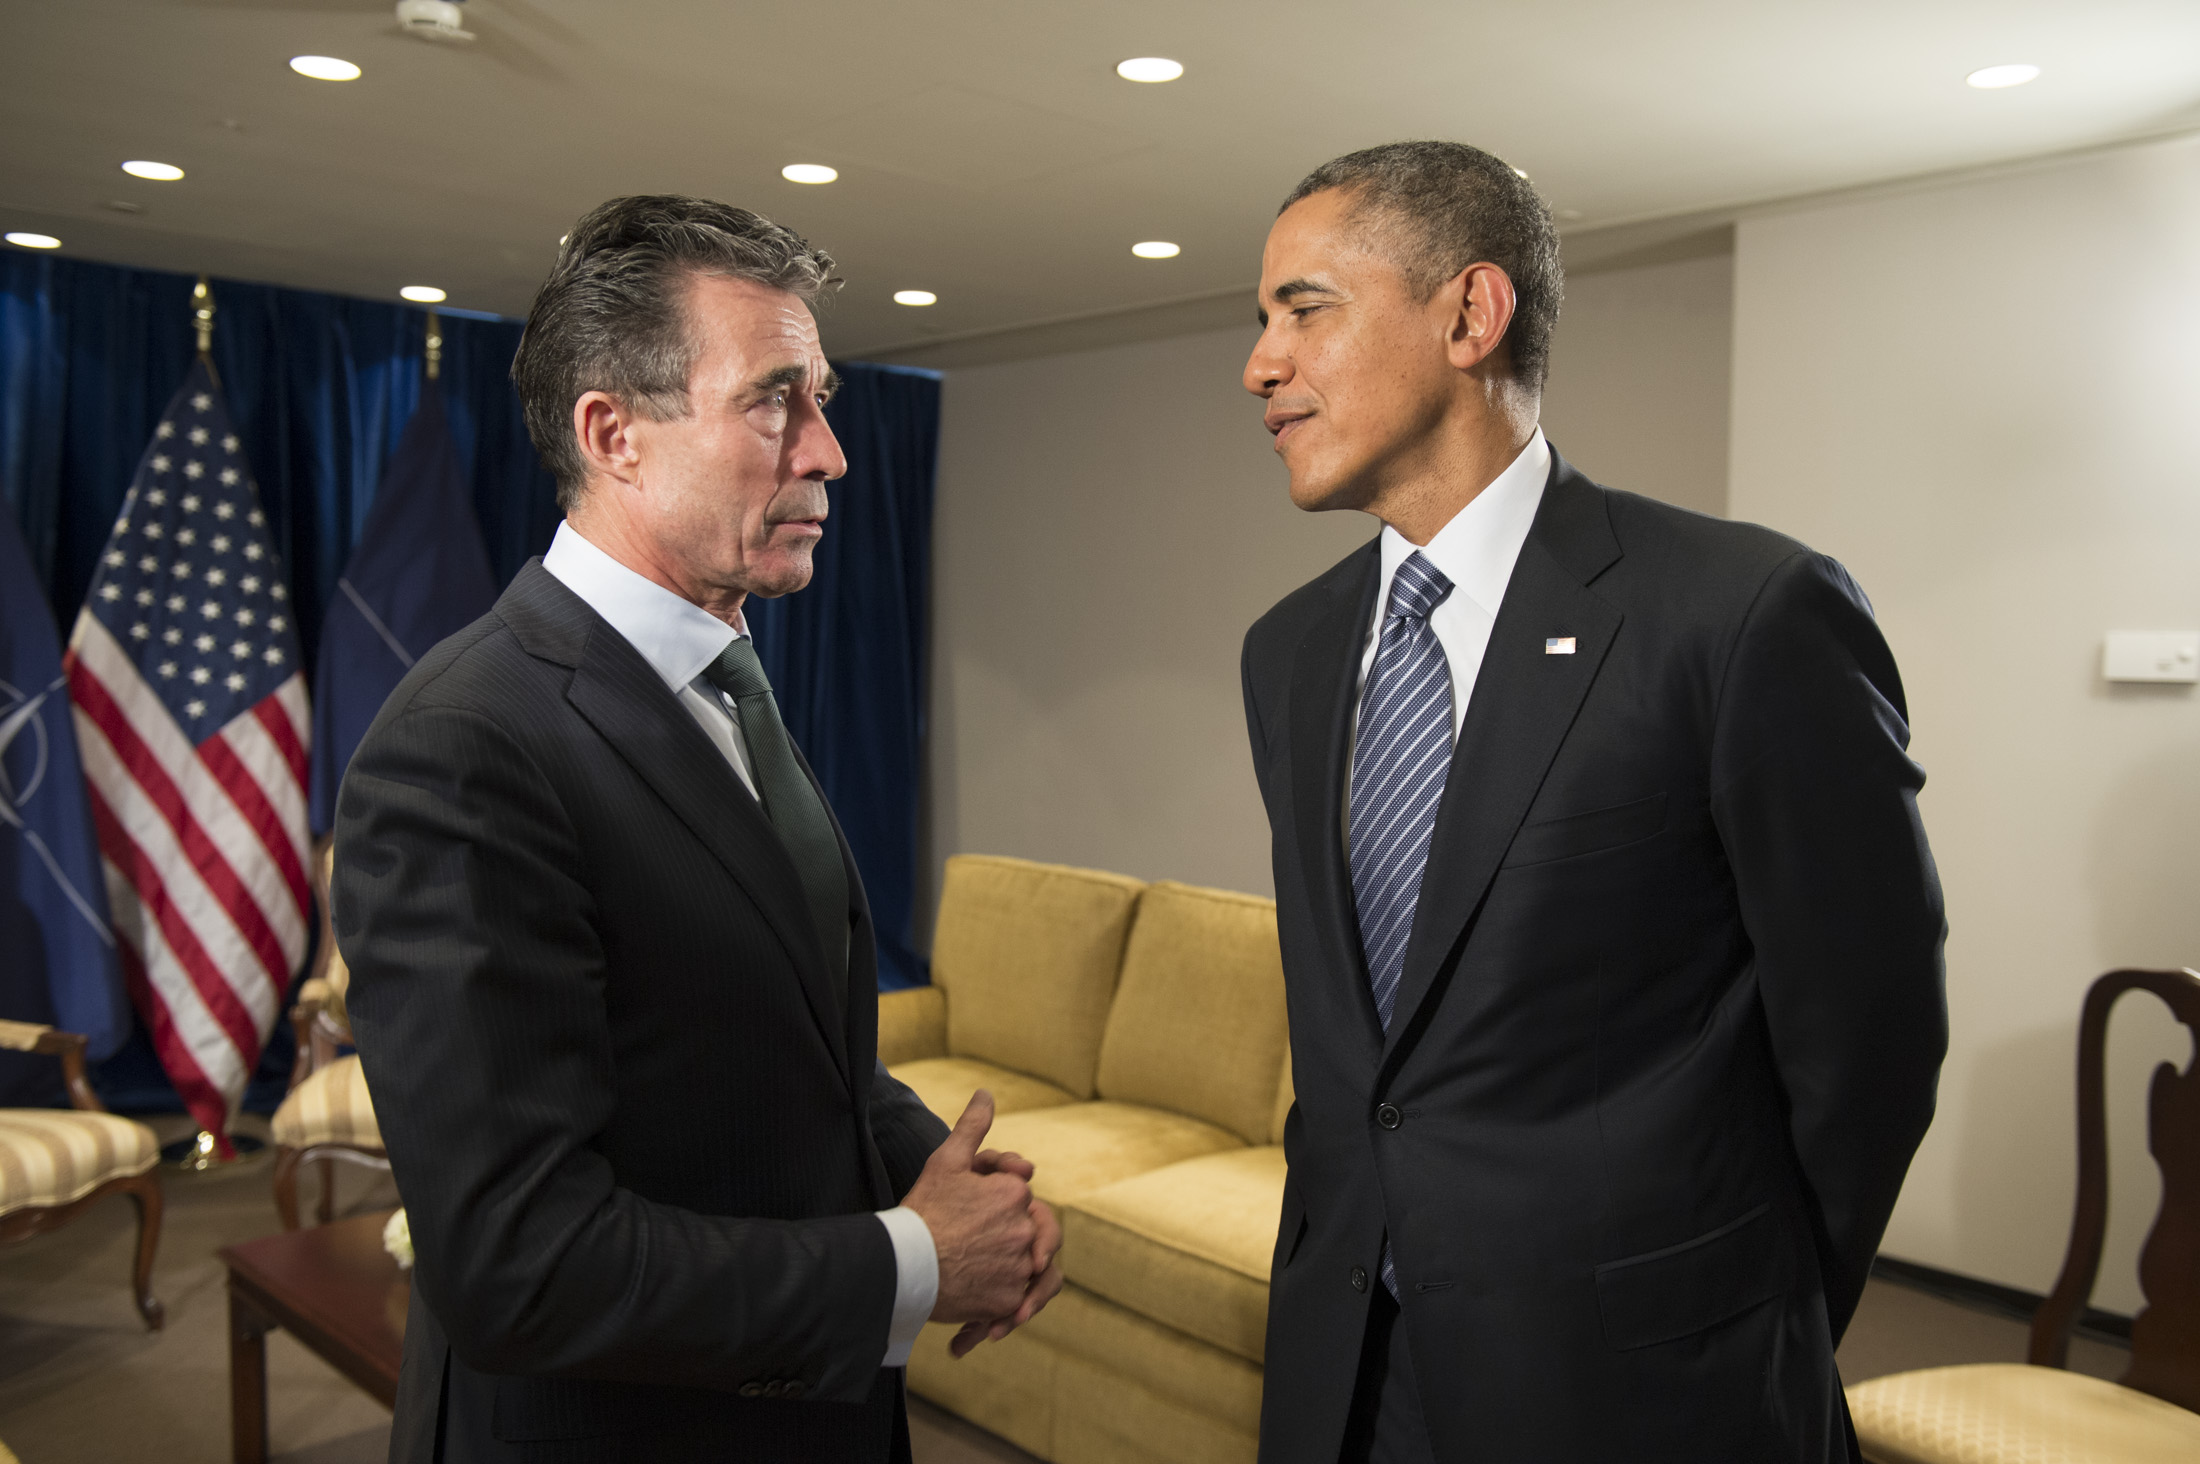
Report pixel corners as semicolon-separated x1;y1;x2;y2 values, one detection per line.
1239;142;1946;1464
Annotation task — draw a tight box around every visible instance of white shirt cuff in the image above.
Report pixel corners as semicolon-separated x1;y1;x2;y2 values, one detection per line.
874;1206;938;1368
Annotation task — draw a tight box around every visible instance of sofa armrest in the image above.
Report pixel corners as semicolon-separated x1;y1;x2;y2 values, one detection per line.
878;986;949;1066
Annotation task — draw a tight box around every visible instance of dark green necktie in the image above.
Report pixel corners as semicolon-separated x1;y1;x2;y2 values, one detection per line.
702;638;849;982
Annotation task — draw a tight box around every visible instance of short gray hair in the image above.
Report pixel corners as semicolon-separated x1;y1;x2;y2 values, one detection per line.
1281;141;1563;391
512;195;842;508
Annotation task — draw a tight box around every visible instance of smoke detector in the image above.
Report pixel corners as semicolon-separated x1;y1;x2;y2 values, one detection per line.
396;0;475;43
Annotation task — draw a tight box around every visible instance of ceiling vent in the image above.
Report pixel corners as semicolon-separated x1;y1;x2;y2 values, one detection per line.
396;0;475;44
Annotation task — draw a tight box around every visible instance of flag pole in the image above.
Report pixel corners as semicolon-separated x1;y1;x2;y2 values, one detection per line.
169;272;249;1173
424;306;442;382
191;274;224;391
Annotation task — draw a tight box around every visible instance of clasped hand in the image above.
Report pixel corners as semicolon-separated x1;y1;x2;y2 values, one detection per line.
902;1089;1064;1358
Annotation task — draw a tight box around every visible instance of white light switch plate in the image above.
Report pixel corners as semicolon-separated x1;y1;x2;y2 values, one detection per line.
2103;630;2200;684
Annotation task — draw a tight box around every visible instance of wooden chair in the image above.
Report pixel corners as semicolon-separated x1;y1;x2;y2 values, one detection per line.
0;1019;164;1328
269;841;388;1229
1847;967;2200;1461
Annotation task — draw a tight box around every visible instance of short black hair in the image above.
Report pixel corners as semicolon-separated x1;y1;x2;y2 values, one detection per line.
1281;141;1563;391
512;195;841;508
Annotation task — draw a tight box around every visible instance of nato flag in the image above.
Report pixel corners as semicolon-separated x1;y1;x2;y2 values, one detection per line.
309;389;496;833
1;507;126;1104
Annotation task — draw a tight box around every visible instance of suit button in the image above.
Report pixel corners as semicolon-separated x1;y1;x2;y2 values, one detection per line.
738;1382;764;1398
1376;1103;1402;1130
766;1380;787;1397
783;1381;806;1399
1350;1265;1369;1292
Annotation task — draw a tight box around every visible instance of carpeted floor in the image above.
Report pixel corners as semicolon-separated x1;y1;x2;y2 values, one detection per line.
0;1121;2130;1462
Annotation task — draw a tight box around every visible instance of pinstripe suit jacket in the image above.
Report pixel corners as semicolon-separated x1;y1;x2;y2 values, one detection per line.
335;560;948;1464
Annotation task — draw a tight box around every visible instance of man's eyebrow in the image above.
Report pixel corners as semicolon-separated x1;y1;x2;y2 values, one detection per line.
1269;276;1333;305
748;362;839;400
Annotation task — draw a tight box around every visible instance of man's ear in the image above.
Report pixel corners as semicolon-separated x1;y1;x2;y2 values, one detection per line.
1443;262;1518;374
573;390;642;492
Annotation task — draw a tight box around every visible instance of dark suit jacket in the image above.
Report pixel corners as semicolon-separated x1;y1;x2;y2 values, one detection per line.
334;561;950;1464
1241;453;1947;1464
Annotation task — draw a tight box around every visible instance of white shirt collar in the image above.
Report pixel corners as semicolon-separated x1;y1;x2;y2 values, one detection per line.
540;520;745;693
1377;428;1550;617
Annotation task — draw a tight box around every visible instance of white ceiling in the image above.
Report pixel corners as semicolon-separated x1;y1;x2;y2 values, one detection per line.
5;0;2197;359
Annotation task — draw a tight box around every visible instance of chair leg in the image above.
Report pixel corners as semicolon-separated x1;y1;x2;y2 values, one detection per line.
315;1155;336;1225
271;1146;304;1230
122;1171;164;1331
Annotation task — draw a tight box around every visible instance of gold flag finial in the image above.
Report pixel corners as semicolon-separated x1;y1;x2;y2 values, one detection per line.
425;307;443;382
192;275;215;355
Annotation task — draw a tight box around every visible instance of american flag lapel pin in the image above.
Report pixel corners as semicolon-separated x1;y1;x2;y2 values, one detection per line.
1545;637;1577;655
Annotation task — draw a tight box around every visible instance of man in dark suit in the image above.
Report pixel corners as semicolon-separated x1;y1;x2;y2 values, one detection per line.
335;195;1060;1464
1239;143;1947;1463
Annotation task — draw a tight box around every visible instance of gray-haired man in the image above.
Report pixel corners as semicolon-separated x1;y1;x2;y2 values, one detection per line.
337;195;1061;1464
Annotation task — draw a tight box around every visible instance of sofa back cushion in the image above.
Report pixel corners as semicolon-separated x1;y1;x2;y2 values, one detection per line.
931;855;1145;1100
1094;882;1288;1146
1272;1045;1295;1145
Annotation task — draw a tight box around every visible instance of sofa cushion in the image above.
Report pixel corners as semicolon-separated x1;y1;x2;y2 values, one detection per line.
906;1283;1264;1459
1062;1146;1286;1364
877;986;948;1067
932;856;1144;1100
1271;1047;1295;1145
271;1053;382;1150
0;1110;158;1215
892;1057;1078;1127
985;1102;1243;1206
1095;882;1288;1145
1846;1363;2200;1463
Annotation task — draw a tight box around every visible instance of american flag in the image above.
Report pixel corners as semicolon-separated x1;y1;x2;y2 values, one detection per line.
64;358;310;1151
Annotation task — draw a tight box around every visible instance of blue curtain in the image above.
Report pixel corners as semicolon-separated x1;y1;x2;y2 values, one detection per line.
1;251;939;1107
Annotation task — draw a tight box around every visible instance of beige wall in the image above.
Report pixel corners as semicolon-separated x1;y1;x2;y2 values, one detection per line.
925;326;1361;911
923;244;1740;918
1729;135;2200;1314
1542;248;1734;517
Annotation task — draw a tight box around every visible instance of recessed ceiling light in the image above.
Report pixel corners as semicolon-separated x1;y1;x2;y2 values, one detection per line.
121;160;185;181
289;55;361;81
782;163;838;185
893;290;937;307
5;232;61;250
400;285;447;303
1116;57;1184;83
1131;241;1180;259
1967;63;2040;89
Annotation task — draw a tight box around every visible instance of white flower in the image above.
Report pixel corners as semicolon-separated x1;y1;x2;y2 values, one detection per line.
383;1208;414;1270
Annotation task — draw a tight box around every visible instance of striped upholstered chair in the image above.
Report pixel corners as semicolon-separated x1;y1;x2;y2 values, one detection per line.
269;843;387;1228
0;1020;164;1328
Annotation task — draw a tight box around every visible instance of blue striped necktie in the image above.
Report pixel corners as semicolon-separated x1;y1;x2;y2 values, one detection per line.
1349;550;1455;1297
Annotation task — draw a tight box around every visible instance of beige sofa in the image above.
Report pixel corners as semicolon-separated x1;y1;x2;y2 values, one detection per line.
879;854;1294;1464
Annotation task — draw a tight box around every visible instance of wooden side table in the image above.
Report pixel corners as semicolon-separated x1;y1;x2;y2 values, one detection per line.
219;1209;408;1464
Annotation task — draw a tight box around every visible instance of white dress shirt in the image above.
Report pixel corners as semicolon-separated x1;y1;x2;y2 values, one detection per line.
1354;429;1551;736
541;520;939;1369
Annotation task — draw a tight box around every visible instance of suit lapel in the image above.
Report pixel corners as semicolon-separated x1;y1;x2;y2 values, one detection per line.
550;589;853;1089
1290;543;1387;1062
1382;459;1624;1062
